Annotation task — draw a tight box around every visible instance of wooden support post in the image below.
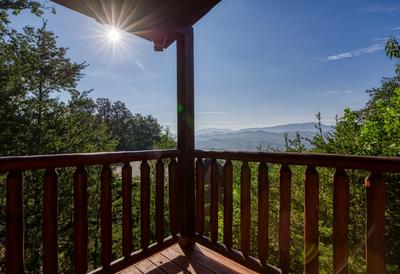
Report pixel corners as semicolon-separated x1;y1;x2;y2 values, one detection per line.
43;169;58;274
122;162;133;258
333;169;349;274
73;167;88;274
279;165;291;274
6;170;24;274
304;166;319;274
365;172;385;274
177;27;195;244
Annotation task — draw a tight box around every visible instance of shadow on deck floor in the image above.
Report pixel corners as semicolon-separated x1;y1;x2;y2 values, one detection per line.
118;243;257;274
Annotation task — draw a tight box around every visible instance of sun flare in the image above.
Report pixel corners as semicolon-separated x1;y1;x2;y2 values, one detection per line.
107;27;121;43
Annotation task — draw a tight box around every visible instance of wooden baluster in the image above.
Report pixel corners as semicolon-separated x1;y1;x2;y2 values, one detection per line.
365;172;385;274
279;165;291;274
74;167;88;274
122;162;133;258
101;165;112;268
258;162;269;266
196;158;205;236
241;161;251;257
223;160;233;250
6;170;24;274
304;166;319;274
210;158;219;243
141;160;150;250
168;158;178;236
333;169;349;274
156;159;165;244
43;169;58;273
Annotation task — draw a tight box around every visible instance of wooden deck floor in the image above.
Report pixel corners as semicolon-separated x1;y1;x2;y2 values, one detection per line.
117;243;257;274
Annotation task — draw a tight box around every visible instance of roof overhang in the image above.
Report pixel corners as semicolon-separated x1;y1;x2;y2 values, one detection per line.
51;0;220;51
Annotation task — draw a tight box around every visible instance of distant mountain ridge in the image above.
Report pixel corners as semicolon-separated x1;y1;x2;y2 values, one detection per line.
196;122;333;151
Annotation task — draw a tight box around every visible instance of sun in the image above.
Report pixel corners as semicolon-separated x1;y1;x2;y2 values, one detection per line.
107;27;121;43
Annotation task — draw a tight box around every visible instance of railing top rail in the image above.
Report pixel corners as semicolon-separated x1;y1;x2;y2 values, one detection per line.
0;149;179;172
195;150;400;172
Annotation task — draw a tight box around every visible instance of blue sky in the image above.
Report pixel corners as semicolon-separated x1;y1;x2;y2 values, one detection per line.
9;0;400;131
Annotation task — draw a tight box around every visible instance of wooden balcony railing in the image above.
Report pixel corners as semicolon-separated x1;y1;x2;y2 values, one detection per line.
0;150;179;274
194;150;400;274
2;149;400;273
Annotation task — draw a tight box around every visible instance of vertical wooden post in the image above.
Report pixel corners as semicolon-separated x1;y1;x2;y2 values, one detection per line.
43;169;58;274
100;165;112;268
210;158;219;243
122;162;133;258
195;158;205;236
304;166;319;274
6;170;24;274
333;169;349;274
169;158;179;236
177;27;195;243
73;167;88;274
140;160;151;250
258;162;269;266
155;159;165;244
279;165;291;274
223;159;233;250
241;161;251;257
365;172;385;274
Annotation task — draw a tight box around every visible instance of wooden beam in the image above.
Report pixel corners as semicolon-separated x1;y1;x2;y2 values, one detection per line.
177;27;195;244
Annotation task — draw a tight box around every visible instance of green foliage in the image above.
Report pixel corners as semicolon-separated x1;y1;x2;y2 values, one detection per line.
155;128;177;149
386;37;400;73
0;6;168;273
95;98;163;151
306;75;400;272
0;0;43;34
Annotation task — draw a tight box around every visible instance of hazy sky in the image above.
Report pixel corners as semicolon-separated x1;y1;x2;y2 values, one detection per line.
10;0;400;131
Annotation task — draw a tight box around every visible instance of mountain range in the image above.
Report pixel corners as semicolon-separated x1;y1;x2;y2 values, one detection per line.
195;122;333;151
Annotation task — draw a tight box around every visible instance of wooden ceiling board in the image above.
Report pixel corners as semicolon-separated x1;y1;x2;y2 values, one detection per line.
51;0;220;50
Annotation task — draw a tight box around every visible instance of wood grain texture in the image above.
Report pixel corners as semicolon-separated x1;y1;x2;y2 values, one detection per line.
195;158;205;236
43;169;58;274
140;160;151;250
223;160;233;250
101;164;112;268
6;170;24;274
304;166;319;274
177;28;195;241
333;169;349;274
210;158;219;243
240;161;251;257
168;158;179;236
195;150;400;172
155;159;165;244
365;172;385;274
73;167;88;274
122;162;133;258
0;150;179;172
258;162;269;266
279;165;291;274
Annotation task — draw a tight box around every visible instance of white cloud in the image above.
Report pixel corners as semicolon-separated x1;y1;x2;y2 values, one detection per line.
390;26;400;31
372;37;389;42
323;43;384;61
135;60;146;71
197;111;228;115
326;53;352;61
322;89;354;95
355;5;400;13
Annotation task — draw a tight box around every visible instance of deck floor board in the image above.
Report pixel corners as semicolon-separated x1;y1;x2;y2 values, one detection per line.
117;243;257;274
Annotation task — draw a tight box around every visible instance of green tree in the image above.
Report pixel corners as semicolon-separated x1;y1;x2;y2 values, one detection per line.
155;127;177;149
0;0;42;34
386;37;400;73
95;98;163;150
0;10;117;272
